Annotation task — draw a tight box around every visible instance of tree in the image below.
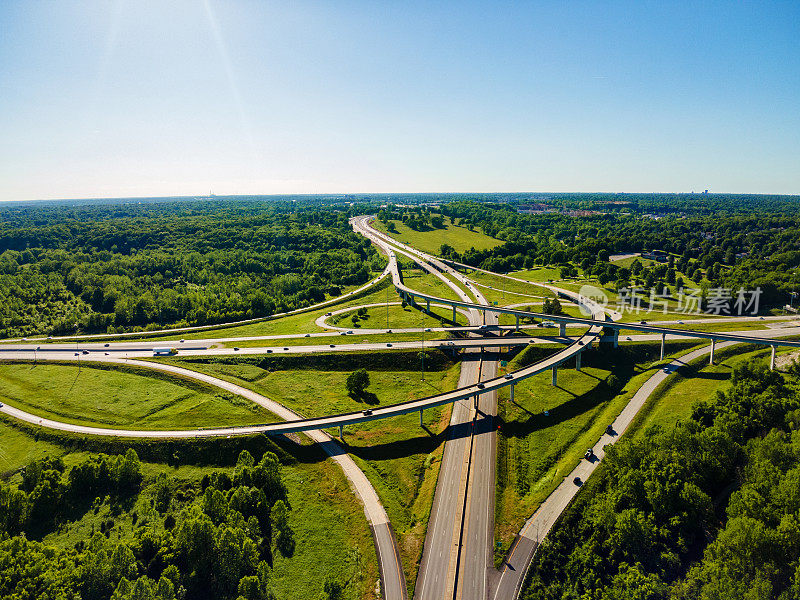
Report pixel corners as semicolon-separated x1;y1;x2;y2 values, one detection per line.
272;500;294;557
345;369;370;397
323;579;344;600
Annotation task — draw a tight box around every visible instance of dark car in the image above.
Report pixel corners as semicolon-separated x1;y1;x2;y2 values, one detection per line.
584;448;594;460
362;409;373;416
477;383;485;389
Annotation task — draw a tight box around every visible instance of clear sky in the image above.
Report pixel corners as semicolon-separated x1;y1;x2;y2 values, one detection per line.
1;0;798;201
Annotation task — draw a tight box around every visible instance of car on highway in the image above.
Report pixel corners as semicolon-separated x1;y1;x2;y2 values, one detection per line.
424;328;432;332
386;343;392;347
283;347;288;351
304;333;311;337
104;343;110;347
504;373;513;380
104;352;109;355
340;331;348;335
74;352;79;356
584;448;594;460
362;409;373;416
0;402;3;408
325;312;332;316
329;344;335;348
347;330;353;334
180;339;185;343
233;347;240;351
476;383;485;389
81;350;89;355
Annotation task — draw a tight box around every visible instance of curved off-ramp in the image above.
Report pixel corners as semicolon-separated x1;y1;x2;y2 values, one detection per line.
0;355;408;600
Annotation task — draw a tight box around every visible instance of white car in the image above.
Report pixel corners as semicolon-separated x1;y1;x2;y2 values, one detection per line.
504;373;513;380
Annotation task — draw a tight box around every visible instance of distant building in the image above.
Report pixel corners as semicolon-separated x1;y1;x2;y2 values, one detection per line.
641;250;669;262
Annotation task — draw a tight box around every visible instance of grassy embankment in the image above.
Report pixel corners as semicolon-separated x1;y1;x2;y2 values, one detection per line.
0;361;275;430
168;350;462;594
493;339;701;563
372;215;502;255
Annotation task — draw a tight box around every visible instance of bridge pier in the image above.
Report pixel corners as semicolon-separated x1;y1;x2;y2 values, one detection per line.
576;352;582;371
419;408;424;427
482;310;486;325
552;365;558;386
474;394;480;410
770;345;776;371
452;305;457;324
710;339;716;365
559;322;566;337
660;332;666;361
613;330;619;348
426;298;430;313
338;425;343;439
510;383;515;404
515;314;520;332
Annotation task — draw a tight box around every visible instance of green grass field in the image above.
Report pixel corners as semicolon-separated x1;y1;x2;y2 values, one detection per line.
170;351;461;593
333;303;470;329
0;362;275;430
461;269;554;299
373;216;503;255
493;340;700;563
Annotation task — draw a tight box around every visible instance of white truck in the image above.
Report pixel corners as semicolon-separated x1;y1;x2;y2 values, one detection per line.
152;347;178;356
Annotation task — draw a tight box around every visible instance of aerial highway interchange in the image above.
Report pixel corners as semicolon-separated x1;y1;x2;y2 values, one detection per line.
2;215;799;600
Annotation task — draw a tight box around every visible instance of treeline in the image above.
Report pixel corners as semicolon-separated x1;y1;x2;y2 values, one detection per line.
430;201;800;307
0;201;384;338
0;449;295;600
522;360;800;600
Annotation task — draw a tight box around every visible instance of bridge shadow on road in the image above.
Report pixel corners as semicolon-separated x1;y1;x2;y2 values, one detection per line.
326;413;496;461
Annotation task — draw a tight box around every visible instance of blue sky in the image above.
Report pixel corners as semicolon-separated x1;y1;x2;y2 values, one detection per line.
1;0;798;200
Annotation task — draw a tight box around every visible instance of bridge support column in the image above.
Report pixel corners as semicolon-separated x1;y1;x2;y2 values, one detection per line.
576;352;582;371
453;305;457;324
552;365;558;386
419;408;424;427
660;332;666;361
559;322;566;337
338;425;343;439
515;314;520;332
426;298;430;313
613;330;619;348
510;383;515;404
474;394;480;410
770;346;776;371
483;310;486;325
710;340;716;365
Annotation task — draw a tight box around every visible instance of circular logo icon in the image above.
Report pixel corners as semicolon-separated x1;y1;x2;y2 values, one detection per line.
577;284;608;316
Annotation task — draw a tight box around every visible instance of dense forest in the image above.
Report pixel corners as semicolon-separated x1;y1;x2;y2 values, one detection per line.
0;201;385;338
0;449;297;600
521;360;800;600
